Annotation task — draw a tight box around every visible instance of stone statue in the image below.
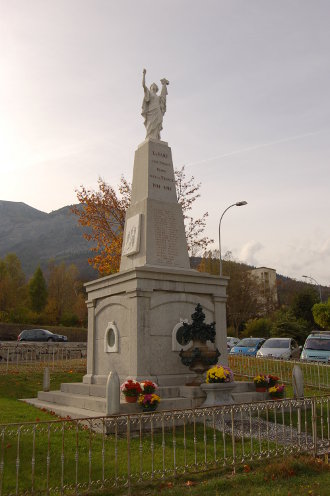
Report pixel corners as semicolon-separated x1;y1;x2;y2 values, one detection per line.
142;68;169;140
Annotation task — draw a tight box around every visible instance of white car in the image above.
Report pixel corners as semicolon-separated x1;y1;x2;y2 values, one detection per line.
227;336;240;350
256;337;301;360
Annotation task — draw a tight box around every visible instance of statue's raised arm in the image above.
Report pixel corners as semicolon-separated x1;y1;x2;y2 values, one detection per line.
142;68;147;91
141;69;169;141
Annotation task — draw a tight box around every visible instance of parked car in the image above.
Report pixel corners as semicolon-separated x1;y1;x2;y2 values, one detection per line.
256;337;301;360
17;329;68;342
229;337;265;356
300;331;330;363
227;336;240;350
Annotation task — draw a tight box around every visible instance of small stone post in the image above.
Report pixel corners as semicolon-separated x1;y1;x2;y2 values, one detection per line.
292;364;304;399
106;370;120;415
43;367;50;392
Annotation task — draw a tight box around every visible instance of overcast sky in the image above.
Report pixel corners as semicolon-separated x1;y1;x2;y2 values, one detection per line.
0;1;329;285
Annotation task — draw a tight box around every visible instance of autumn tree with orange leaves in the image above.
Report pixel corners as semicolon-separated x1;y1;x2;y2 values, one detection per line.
72;166;212;276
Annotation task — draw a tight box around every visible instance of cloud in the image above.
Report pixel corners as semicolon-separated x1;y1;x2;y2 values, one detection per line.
266;237;330;286
239;241;264;267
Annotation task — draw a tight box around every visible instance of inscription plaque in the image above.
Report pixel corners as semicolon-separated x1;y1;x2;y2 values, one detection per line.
122;214;141;256
153;208;179;265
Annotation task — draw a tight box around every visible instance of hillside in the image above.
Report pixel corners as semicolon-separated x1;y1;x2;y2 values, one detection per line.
1;201;329;301
0;200;96;279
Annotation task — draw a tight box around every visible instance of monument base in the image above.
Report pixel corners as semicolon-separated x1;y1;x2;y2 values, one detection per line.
84;265;228;387
22;381;269;422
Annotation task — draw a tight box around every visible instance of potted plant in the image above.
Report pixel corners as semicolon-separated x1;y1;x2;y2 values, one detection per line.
138;393;161;412
140;380;158;394
201;365;235;406
253;374;269;392
267;374;279;388
120;379;142;403
268;384;285;400
179;304;220;384
206;365;234;383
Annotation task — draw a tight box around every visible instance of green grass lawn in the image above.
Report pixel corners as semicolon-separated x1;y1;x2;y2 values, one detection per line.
0;371;328;495
89;456;330;496
0;369;84;423
1;410;280;494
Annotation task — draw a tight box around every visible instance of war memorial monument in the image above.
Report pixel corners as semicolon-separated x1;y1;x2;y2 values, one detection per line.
26;71;232;416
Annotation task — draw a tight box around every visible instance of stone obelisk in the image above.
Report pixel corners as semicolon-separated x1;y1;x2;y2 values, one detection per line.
120;138;190;271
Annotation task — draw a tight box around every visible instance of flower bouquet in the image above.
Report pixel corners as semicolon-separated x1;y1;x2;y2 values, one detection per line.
138;393;161;412
120;379;142;403
267;374;279;388
253;374;269;392
268;384;285;400
140;380;158;394
206;365;234;383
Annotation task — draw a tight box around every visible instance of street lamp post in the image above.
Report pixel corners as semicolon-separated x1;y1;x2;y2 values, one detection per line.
219;201;248;277
302;275;322;302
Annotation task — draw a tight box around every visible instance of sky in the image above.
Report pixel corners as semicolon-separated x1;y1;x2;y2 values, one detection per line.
0;0;329;286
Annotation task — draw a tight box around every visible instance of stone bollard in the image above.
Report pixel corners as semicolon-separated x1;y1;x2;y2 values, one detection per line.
292;364;304;399
106;370;120;415
43;367;50;392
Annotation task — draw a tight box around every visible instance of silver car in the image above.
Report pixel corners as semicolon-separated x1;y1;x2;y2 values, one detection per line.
227;336;240;350
256;337;301;360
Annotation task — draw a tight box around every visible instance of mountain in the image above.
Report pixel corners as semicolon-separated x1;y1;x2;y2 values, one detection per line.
0;200;97;280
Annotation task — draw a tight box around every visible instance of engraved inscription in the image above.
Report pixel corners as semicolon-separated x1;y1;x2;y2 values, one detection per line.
152;151;168;159
153;208;179;265
149;146;175;197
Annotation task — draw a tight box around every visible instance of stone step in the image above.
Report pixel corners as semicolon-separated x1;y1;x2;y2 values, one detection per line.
156;386;180;398
158;397;192;410
21;398;101;419
38;390;107;412
232;382;256;393
21;398;189;432
60;382;181;399
61;382;106;397
37;390;193;416
231;391;269;403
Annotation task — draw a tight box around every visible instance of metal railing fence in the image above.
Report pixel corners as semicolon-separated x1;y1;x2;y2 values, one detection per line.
229;355;329;391
0;396;329;495
0;344;87;374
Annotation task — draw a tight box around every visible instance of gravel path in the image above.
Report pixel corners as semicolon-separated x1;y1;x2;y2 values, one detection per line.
206;411;329;452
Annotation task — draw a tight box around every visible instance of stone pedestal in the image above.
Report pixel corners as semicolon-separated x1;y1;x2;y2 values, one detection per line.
200;382;235;406
83;265;228;386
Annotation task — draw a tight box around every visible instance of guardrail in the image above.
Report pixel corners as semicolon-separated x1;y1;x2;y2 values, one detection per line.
0;343;87;374
0;396;329;495
229;355;329;390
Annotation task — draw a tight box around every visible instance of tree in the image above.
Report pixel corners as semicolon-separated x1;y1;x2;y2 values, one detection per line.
312;298;330;329
198;251;263;336
29;266;48;313
72;167;213;276
0;253;27;313
45;261;86;325
270;309;310;344
241;317;272;338
72;177;130;277
225;261;263;336
175;166;212;256
291;288;319;325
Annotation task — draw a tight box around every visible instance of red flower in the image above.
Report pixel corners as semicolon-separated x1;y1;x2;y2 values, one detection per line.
120;379;142;396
